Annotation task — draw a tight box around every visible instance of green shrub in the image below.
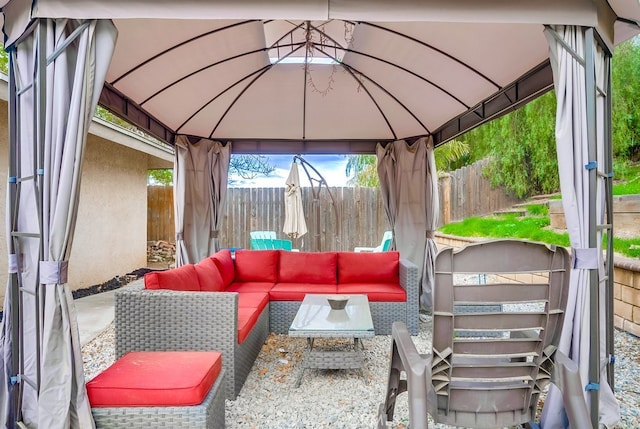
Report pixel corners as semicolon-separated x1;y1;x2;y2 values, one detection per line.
526;204;548;216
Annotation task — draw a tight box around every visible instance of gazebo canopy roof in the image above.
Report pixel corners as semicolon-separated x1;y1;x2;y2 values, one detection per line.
2;0;639;153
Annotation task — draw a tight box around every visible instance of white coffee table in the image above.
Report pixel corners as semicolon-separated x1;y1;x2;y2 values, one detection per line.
288;294;375;387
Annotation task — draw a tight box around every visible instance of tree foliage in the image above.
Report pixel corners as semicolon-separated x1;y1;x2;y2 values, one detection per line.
229;155;275;179
0;49;7;75
434;140;470;172
611;37;640;161
147;155;275;186
148;169;173;186
460;91;559;199
95;106;142;130
456;35;640;199
345;140;469;187
345;155;378;186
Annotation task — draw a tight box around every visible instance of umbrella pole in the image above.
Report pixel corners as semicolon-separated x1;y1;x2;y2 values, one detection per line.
293;155;340;252
313;196;321;252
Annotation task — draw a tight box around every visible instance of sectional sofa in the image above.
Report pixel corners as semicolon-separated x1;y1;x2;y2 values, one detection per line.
114;249;419;399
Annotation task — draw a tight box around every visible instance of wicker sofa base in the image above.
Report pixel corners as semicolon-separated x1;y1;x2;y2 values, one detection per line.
269;301;410;335
115;254;419;402
91;369;225;429
233;304;269;396
115;288;269;400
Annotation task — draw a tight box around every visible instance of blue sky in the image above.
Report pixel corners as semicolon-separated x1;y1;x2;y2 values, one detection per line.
228;154;351;187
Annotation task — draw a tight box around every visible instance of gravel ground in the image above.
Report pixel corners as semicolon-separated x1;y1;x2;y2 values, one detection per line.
82;316;640;428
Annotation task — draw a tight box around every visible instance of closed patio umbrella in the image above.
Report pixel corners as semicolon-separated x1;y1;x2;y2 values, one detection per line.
283;162;308;240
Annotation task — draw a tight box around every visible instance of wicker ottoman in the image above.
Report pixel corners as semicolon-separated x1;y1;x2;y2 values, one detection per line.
87;351;225;428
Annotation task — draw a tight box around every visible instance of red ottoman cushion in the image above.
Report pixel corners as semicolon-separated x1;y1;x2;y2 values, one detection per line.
87;351;222;407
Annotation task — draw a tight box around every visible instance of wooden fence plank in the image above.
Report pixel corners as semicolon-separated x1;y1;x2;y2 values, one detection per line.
147;159;520;250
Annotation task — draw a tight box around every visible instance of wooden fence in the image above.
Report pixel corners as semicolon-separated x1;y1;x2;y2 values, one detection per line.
147;159;520;251
439;158;521;224
147;186;174;245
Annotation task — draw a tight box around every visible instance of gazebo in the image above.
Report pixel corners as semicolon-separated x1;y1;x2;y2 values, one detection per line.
0;1;638;428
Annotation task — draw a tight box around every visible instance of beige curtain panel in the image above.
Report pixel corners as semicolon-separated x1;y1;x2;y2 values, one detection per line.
174;136;230;266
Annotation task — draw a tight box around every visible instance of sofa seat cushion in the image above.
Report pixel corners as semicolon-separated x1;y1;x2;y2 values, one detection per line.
269;283;338;301
87;351;222;407
226;282;275;294
237;292;269;312
144;265;200;292
234;250;279;283
237;307;262;343
211;249;235;288
338;251;400;284
337;283;407;302
194;257;225;292
278;251;338;284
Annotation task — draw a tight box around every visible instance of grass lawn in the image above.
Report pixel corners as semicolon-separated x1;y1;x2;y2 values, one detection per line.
613;179;640;195
439;210;640;258
440;162;640;258
614;162;640;195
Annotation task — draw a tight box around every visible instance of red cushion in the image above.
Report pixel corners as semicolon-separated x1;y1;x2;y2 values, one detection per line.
234;250;279;282
269;283;338;301
237;293;270;312
194;257;225;292
237;307;261;343
337;283;407;302
144;265;200;291
338;251;400;284
279;251;337;284
211;249;235;288
226;282;275;294
87;351;222;407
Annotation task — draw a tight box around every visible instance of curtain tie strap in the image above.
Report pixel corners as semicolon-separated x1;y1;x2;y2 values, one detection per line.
8;254;19;273
572;247;599;269
176;232;184;241
39;261;69;284
210;230;219;238
426;230;434;239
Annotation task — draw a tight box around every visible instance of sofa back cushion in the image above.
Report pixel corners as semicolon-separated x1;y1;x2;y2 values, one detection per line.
211;249;235;288
234;250;279;283
278;251;338;284
194;257;225;292
144;264;200;291
338;251;400;284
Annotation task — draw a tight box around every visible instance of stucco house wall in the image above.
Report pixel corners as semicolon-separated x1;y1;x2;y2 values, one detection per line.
68;129;164;290
0;78;173;304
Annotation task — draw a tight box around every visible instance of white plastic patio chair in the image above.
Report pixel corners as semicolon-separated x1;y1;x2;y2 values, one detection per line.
378;239;591;429
354;230;393;252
